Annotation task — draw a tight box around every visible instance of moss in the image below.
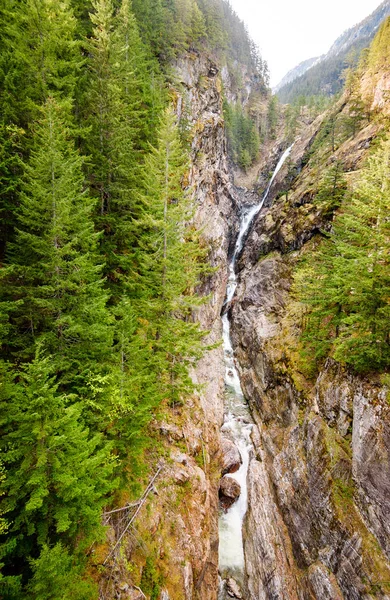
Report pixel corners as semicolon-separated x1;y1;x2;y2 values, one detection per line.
141;555;163;600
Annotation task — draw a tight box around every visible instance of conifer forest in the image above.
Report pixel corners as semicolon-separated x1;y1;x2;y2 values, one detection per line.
0;0;389;599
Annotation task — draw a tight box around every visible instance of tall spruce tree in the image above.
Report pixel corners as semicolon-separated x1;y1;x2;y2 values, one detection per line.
0;0;81;261
86;0;162;294
0;355;114;597
0;98;113;397
134;107;208;405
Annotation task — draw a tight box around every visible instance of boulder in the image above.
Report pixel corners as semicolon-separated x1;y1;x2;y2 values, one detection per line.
221;437;242;475
219;476;241;510
226;577;243;599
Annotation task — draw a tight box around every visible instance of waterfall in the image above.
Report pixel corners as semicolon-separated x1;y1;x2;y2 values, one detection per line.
218;146;293;598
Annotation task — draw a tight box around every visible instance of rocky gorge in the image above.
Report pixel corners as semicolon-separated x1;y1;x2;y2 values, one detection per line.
229;110;390;598
103;33;390;600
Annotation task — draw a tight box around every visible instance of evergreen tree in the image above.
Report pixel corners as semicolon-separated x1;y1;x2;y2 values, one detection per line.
0;98;112;396
134;107;208;404
267;95;279;139
314;159;347;215
86;0;162;294
294;138;390;373
0;124;24;259
27;543;97;600
343;67;367;137
224;101;260;169
0;0;81;262
0;355;115;594
0;0;80;128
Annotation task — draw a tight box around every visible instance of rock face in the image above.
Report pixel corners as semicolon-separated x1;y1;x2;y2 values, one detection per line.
138;54;235;600
102;53;242;600
229;113;390;599
226;577;243;599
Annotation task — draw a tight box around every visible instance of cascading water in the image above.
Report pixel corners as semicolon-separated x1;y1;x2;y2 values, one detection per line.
218;146;293;598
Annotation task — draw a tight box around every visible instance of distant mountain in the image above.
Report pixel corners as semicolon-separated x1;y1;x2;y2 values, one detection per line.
273;56;320;93
276;0;390;103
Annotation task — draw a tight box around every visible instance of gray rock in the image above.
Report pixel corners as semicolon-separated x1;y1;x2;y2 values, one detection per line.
219;476;241;510
221;437;242;475
226;577;243;598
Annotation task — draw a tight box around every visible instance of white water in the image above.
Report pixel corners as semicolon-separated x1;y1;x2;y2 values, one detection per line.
218;145;293;595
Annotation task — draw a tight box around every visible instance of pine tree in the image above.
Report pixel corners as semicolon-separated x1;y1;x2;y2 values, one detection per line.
0;124;24;259
27;543;97;600
0;98;112;396
86;0;163;294
343;67;367;137
134;107;209;404
267;95;279;140
314;159;347;215
0;0;80;128
107;298;164;459
0;0;81;264
0;355;115;593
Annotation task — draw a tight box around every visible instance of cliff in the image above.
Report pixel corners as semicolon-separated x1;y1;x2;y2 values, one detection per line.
98;53;240;600
99;20;390;600
229;53;390;599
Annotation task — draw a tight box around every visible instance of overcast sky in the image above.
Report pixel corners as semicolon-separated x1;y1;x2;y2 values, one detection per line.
227;0;383;87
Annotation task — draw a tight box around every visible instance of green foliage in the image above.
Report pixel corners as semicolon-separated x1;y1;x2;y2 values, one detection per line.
267;95;279;140
224;101;260;169
343;67;369;137
367;16;390;73
285;95;332;141
0;124;24;258
277;18;382;104
294;138;390;374
27;543;97;600
140;555;163;600
1;98;113;396
133;107;209;405
314;160;347;214
0;0;80;128
0;0;257;596
0;356;115;590
132;0;268;87
85;0;164;294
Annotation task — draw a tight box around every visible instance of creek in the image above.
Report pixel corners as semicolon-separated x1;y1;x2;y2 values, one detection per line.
218;146;293;599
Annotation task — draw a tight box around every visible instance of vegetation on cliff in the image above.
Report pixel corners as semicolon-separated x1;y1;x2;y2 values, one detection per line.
292;18;390;376
277;0;390;104
295;138;390;373
0;0;268;596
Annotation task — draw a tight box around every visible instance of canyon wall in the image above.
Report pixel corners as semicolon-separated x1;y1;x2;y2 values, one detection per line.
230;113;390;599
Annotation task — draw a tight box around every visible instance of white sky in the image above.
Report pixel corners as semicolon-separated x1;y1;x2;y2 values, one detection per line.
227;0;383;86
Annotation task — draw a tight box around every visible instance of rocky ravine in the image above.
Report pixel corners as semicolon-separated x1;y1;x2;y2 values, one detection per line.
100;53;245;600
229;117;390;599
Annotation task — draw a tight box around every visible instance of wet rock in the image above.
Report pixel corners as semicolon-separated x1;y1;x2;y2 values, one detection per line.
219;476;241;510
231;127;390;597
226;577;243;598
221;437;242;475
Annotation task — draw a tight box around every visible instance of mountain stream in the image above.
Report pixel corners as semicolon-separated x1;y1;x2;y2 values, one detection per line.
218;146;293;599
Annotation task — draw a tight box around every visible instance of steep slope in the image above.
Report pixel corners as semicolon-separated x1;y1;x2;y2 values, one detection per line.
227;21;390;600
277;0;390;103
